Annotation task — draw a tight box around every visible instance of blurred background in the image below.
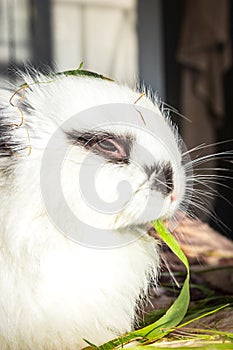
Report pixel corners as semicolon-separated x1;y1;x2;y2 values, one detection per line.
0;0;232;237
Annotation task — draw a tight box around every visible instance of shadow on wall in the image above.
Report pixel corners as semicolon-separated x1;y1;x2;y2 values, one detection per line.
163;0;233;238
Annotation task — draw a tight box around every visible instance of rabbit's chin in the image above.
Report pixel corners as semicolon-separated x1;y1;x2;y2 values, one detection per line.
56;191;176;234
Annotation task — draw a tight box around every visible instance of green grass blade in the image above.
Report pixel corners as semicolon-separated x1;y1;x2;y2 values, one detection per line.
56;68;114;81
130;220;190;340
153;220;189;270
176;304;230;329
97;220;191;349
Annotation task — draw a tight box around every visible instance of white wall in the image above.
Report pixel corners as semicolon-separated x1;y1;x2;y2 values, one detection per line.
51;0;138;86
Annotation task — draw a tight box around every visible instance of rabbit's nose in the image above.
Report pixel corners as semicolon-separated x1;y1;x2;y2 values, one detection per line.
170;192;177;202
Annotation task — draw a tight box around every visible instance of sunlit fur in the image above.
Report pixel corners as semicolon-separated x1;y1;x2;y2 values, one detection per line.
0;72;188;350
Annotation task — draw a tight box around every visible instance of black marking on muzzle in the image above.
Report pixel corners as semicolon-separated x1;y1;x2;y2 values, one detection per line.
144;162;174;196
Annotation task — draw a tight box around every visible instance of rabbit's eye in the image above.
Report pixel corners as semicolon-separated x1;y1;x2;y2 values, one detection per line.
94;138;125;158
97;139;118;152
65;130;133;164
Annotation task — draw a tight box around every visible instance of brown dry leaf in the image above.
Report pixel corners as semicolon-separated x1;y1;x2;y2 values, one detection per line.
186;309;233;333
173;217;233;265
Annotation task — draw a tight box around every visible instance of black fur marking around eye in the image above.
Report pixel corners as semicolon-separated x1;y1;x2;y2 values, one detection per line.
65;130;134;164
144;162;174;196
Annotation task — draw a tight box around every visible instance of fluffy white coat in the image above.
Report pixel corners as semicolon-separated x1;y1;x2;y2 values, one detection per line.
0;74;184;349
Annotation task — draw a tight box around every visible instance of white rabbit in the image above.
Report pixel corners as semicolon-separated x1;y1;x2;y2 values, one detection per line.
0;71;187;350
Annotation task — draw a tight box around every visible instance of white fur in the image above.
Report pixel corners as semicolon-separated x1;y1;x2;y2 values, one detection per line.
0;74;185;349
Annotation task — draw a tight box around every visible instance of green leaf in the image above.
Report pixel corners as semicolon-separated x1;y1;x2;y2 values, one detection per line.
77;61;84;70
97;220;191;350
18;63;114;91
153;220;189;270
132;274;190;341
56;67;114;81
176;303;230;330
131;220;190;340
